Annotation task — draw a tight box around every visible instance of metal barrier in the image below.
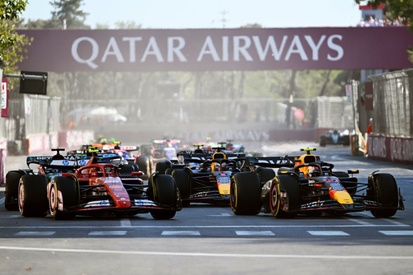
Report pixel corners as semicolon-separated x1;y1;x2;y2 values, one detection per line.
369;69;413;137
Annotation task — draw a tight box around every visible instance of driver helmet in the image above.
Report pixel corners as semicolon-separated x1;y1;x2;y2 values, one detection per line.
102;145;110;152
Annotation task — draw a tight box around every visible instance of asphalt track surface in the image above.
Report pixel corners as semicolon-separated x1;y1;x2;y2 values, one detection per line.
0;142;412;275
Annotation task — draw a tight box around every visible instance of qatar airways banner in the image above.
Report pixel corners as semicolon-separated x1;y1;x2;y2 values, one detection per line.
368;135;413;164
17;27;413;72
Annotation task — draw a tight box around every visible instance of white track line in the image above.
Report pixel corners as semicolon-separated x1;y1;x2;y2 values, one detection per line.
0;246;412;260
308;231;349;236
236;231;275;236
379;230;413;236
88;231;127;236
161;231;201;236
0;223;409;229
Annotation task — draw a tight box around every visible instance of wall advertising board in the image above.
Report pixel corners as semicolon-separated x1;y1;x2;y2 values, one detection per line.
17;27;413;73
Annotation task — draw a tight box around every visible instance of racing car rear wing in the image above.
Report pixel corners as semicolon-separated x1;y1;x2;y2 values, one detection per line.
176;151;246;163
243;156;297;168
26;156;80;170
242;155;322;169
176;152;211;164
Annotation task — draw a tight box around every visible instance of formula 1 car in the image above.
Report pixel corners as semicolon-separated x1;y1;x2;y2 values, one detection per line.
4;148;75;210
156;148;245;206
319;129;350;147
151;138;181;159
6;148;182;220
79;143;153;181
224;140;245;153
230;148;404;218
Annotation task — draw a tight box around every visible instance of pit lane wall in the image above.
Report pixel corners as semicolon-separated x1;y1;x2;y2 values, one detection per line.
25;130;94;155
0;131;94;185
368;135;413;165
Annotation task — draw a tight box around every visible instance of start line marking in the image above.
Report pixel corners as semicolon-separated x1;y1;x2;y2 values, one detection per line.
0;223;409;229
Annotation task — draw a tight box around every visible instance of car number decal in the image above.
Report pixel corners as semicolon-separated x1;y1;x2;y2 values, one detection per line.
217;175;230;183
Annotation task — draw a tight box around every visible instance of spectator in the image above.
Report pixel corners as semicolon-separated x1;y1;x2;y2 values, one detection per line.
163;140;177;161
366;118;373;135
368;16;375;26
365;118;373;156
357;16;410;27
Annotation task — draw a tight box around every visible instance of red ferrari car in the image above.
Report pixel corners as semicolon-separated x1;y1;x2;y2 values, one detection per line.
15;150;182;220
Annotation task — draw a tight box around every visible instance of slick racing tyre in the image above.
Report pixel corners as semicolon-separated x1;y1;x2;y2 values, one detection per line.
269;178;281;217
150;174;179;220
140;144;153;157
230;172;261;215
5;170;25;211
119;164;136;175
136;155;151;179
368;173;399;218
256;167;276;185
275;175;301;218
155;160;172;174
49;176;79;220
172;168;192;207
18;175;49;217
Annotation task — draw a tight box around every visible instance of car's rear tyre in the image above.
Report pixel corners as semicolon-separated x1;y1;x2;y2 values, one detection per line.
276;175;301;218
136;156;151;179
49;176;79;220
18;175;48;217
119;164;136;175
5;170;25;210
256;167;275;185
172;169;191;206
140;144;153;157
269;178;281;216
230;172;261;215
150;174;179;220
155;160;171;174
368;173;399;218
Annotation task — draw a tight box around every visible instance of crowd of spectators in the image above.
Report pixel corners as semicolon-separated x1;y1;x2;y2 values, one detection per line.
358;16;410;27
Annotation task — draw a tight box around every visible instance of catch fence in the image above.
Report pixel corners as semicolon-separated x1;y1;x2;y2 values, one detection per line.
369;69;413;137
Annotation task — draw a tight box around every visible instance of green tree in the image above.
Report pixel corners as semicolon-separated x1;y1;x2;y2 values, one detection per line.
0;0;31;87
0;0;26;21
47;0;89;29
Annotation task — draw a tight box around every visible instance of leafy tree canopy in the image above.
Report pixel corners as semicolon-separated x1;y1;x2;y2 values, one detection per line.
0;0;31;87
48;0;89;29
0;0;27;21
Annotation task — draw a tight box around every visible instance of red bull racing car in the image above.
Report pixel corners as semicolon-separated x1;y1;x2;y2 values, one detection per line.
156;147;245;206
230;148;404;218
